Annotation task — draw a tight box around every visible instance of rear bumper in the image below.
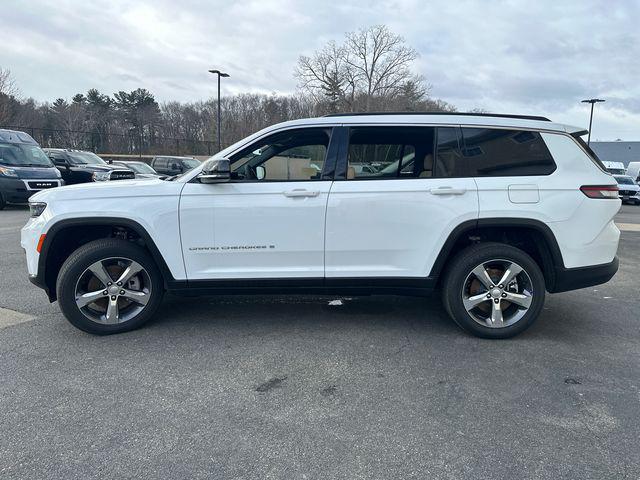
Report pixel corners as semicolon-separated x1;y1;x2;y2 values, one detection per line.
550;256;619;293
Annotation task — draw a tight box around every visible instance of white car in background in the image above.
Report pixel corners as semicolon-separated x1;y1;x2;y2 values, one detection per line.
613;175;640;205
602;161;626;175
626;162;640;184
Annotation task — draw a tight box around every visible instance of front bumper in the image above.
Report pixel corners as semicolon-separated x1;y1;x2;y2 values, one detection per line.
618;189;640;202
0;177;62;204
550;256;619;293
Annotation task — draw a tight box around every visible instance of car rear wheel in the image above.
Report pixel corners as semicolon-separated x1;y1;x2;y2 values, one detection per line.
442;243;546;339
56;239;164;334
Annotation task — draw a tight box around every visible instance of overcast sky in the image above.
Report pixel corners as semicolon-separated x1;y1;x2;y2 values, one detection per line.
2;0;639;140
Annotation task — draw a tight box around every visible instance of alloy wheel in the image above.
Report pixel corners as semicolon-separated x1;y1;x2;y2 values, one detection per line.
461;259;534;328
74;257;152;324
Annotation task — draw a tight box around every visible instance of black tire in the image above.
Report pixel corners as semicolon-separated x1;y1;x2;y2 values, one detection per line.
0;192;6;210
442;242;546;339
56;238;164;335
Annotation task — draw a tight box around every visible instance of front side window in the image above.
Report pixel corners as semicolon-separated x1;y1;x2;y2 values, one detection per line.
461;128;556;176
231;128;330;181
346;127;435;179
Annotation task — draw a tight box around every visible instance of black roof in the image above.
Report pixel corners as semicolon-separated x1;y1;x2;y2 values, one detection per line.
323;112;552;122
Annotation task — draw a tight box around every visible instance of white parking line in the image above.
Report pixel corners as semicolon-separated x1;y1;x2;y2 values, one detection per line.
0;307;34;329
617;223;640;232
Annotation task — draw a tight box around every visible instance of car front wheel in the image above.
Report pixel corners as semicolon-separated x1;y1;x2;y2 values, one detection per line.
56;239;164;334
442;242;546;339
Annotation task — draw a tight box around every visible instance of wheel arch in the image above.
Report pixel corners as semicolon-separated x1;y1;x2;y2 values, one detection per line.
37;217;176;302
430;218;565;292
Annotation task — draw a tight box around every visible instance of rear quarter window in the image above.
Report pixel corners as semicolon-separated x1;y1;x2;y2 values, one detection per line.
461;128;556;176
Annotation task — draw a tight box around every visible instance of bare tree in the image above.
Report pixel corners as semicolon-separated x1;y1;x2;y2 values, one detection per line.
296;41;353;111
296;25;434;112
0;67;19;124
343;25;418;106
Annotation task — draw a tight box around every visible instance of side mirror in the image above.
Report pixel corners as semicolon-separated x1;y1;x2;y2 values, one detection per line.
256;165;266;180
199;158;231;184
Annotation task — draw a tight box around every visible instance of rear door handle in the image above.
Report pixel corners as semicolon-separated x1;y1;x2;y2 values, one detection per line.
429;187;467;195
283;189;320;198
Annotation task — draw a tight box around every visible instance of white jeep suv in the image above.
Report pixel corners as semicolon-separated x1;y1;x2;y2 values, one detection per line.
21;113;621;338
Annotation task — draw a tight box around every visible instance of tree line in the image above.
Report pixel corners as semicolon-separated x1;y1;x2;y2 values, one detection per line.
0;25;456;156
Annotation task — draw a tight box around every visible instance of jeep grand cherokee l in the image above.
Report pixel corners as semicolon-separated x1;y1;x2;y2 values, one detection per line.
21;113;620;338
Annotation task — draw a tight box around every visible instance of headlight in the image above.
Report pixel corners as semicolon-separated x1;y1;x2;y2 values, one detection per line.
29;202;47;217
0;166;18;177
92;171;111;182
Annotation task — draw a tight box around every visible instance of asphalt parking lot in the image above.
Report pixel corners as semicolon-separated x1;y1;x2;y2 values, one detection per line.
1;205;639;479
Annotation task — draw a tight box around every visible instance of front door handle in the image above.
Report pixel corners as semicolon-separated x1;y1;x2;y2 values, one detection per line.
283;189;320;198
429;187;467;195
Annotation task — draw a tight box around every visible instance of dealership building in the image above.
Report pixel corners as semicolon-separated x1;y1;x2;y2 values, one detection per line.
591;141;640;168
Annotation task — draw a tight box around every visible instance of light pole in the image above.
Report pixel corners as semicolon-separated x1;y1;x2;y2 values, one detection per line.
581;98;605;145
208;69;230;152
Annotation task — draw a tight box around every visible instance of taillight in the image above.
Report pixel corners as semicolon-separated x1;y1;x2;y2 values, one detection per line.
580;185;619;199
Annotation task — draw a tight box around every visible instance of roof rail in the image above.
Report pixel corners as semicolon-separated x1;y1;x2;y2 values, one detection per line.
322;112;552;122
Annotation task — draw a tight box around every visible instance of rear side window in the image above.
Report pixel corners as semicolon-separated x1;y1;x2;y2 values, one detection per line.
346;127;435;179
461;128;556;176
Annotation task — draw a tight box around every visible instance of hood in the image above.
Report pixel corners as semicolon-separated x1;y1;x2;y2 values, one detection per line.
29;177;183;204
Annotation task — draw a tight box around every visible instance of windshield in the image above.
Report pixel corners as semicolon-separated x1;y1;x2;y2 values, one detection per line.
125;162;156;174
614;175;635;185
67;151;106;165
182;159;200;169
0;142;53;167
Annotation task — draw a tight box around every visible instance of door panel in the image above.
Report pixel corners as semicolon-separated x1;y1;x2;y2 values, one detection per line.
325;178;478;277
180;181;331;279
325;125;478;278
179;126;337;280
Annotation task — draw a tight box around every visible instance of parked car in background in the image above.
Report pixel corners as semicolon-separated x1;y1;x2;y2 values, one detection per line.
44;149;135;185
150;156;200;176
0;129;63;210
626;162;640;184
613;174;640;204
602;161;626;175
352;164;379;175
110;161;165;180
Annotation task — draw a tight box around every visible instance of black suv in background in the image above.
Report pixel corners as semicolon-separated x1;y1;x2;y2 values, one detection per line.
0;129;63;210
151;156;200;176
44;149;135;185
